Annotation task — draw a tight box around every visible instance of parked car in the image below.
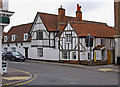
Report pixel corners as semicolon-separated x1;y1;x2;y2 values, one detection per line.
2;51;6;59
3;51;26;62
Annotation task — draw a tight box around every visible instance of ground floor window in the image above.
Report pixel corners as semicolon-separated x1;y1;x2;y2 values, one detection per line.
72;52;76;59
4;48;8;52
37;48;43;57
62;51;70;59
11;47;16;52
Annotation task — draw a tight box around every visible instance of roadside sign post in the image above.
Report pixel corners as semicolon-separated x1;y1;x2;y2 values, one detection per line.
2;61;7;74
0;0;14;74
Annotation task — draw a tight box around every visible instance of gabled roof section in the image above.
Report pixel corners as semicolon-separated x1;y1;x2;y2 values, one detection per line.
4;23;32;43
70;21;115;38
33;12;108;33
37;12;76;32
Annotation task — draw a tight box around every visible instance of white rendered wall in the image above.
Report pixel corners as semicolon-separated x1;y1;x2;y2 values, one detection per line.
2;42;31;58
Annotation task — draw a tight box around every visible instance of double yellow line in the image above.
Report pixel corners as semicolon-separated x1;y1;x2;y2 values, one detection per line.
2;67;37;86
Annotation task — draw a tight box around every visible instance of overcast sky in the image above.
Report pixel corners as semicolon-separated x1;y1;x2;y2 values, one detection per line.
4;0;114;32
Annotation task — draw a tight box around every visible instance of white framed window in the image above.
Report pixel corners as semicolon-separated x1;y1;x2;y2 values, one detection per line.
37;48;43;57
11;47;16;52
72;52;76;59
4;36;8;42
66;35;71;43
12;35;16;41
62;51;70;59
24;33;28;41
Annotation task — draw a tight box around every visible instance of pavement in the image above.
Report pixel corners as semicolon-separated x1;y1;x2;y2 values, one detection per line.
1;60;119;86
26;60;120;73
1;67;32;86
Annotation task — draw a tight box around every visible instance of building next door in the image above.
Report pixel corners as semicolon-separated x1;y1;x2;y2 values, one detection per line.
24;47;28;59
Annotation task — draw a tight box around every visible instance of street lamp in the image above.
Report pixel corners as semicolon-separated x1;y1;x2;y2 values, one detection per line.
0;0;14;74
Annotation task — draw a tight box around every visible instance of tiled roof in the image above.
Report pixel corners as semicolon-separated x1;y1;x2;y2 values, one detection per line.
37;12;109;38
38;12;107;32
70;21;115;37
37;12;76;32
4;23;32;43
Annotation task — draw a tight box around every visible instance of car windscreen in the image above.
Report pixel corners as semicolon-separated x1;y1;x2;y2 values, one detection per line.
12;52;22;56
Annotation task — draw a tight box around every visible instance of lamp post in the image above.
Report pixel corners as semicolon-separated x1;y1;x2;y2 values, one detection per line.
0;0;14;74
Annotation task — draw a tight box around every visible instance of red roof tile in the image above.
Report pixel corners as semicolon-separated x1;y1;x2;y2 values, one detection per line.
37;12;76;32
70;21;115;37
4;23;32;43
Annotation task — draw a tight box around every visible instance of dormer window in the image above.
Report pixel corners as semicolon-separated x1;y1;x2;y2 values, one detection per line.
12;35;16;41
24;33;28;41
4;36;8;42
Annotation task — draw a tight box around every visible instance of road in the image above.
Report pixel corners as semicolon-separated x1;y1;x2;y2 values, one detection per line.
6;60;118;85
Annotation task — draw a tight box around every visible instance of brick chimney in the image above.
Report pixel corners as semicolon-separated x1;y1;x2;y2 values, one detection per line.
114;1;120;35
58;5;66;25
0;0;2;9
76;4;82;21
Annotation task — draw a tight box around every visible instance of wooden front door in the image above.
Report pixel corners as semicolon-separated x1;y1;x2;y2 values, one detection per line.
107;50;112;64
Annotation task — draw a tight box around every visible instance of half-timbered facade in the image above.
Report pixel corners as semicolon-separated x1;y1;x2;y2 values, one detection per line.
58;21;115;64
2;4;115;64
29;13;59;61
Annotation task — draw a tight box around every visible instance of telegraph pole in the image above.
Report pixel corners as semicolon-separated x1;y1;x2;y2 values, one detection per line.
0;0;14;74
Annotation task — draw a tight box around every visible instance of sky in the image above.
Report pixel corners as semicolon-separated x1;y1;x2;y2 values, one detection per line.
4;0;114;32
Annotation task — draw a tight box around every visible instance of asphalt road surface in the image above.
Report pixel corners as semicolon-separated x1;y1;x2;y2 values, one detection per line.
6;61;118;86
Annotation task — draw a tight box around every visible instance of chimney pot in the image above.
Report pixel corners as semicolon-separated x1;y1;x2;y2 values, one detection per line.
76;4;82;21
58;5;66;25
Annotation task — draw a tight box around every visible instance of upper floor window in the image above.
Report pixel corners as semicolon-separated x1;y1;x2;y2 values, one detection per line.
66;35;71;43
12;35;16;41
4;36;8;42
24;33;28;41
36;31;43;40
